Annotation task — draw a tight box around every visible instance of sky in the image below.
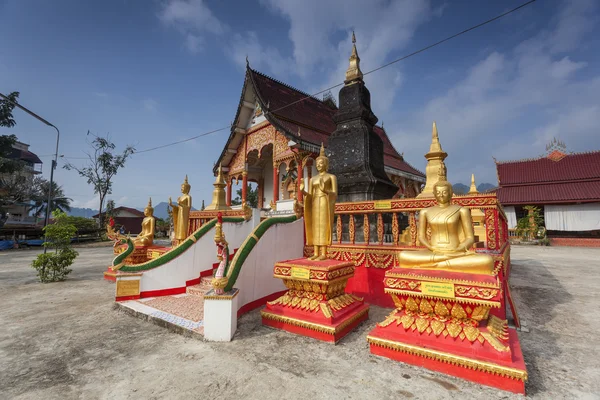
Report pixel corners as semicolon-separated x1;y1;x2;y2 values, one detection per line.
1;0;599;211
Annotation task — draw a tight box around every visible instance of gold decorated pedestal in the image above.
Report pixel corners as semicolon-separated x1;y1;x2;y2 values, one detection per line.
367;267;527;394
261;258;369;343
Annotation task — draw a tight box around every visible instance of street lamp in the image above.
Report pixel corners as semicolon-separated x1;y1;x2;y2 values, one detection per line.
0;93;60;252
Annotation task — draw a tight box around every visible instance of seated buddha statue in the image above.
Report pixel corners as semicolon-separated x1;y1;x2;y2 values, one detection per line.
398;180;494;274
134;198;155;247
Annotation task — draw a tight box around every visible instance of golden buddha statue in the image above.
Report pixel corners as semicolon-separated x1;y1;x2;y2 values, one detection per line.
300;144;338;260
134;198;155;247
169;175;192;244
398;180;494;274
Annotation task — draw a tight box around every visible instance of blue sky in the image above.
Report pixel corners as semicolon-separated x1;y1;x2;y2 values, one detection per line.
1;0;599;210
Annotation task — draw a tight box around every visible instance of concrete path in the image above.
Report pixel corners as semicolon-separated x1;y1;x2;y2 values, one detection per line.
0;246;599;399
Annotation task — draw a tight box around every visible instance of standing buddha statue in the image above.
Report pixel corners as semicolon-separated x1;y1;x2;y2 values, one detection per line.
300;144;338;260
398;179;494;274
169;175;192;245
134;197;155;247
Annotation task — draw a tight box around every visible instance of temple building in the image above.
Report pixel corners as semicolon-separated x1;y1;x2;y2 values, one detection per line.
214;56;425;212
495;139;600;245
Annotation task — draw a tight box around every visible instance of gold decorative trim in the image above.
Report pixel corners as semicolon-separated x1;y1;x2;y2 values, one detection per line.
250;233;260;242
385;272;500;288
261;307;368;335
367;336;527;381
276;261;354;271
383;288;501;308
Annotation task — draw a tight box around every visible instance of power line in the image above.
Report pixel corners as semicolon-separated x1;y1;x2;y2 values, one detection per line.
79;0;539;157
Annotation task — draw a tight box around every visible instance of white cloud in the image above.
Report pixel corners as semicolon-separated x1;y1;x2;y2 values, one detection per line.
71;197;99;209
388;0;600;185
93;92;108;98
158;0;227;53
142;98;158;112
225;31;291;77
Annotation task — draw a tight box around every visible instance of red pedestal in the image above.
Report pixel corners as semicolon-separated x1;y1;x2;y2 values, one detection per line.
261;258;369;343
368;267;527;394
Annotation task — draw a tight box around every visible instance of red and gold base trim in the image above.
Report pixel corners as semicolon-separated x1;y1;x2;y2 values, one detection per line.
262;257;369;343
261;305;369;343
367;328;527;394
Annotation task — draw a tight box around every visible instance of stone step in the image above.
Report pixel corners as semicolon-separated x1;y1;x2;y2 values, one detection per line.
186;284;210;297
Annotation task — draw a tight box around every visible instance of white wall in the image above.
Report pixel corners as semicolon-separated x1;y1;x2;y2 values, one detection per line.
139;219;255;293
263;162;274;208
234;218;304;311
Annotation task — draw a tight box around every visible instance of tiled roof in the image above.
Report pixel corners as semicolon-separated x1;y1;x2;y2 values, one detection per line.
496;151;600;185
8;147;42;164
92;206;145;218
248;68;424;179
497;181;600;205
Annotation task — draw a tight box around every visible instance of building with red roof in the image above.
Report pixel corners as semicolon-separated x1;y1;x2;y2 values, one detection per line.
214;64;425;210
495;141;600;244
92;206;145;235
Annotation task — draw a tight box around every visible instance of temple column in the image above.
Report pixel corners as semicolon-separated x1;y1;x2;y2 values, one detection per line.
226;178;232;206
272;162;279;205
258;178;264;209
242;171;248;205
297;159;304;202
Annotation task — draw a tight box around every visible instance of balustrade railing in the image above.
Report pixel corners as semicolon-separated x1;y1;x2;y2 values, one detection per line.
187;207;252;236
332;193;508;252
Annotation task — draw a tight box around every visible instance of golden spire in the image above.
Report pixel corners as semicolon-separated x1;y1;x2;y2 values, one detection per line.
344;31;364;85
205;164;231;211
147;197;152;207
429;121;445;153
417;121;448;199
215;163;225;185
468;174;479;195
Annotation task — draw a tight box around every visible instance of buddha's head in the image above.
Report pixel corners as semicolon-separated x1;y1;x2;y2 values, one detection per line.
144;198;154;217
433;180;453;205
181;175;191;194
316;143;329;173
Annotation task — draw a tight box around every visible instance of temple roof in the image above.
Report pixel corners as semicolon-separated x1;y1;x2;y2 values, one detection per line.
495;150;600;204
215;66;424;180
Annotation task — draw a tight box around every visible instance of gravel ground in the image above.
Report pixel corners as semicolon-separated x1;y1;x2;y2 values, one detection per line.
0;246;599;399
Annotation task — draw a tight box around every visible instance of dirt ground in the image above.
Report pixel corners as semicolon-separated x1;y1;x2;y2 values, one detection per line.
1;246;599;400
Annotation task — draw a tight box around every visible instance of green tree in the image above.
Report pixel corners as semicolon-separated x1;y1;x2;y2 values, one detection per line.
65;216;98;234
231;184;258;208
104;199;117;222
63;133;134;227
29;179;72;217
31;210;78;282
0;91;19;128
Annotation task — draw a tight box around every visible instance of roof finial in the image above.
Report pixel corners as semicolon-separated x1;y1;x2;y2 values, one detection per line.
345;30;363;85
246;55;249;67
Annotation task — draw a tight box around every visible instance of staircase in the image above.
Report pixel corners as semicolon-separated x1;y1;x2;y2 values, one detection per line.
186;276;213;297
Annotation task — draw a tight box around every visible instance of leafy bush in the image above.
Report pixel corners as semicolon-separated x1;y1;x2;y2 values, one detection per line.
515;206;545;241
31;210;78;282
